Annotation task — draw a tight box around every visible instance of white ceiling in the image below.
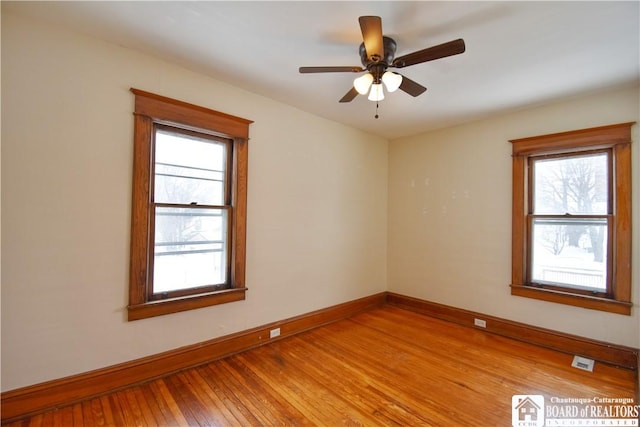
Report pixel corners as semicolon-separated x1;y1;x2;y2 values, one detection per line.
4;1;639;139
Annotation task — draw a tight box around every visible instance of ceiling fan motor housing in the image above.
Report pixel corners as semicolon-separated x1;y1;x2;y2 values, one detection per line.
359;36;397;69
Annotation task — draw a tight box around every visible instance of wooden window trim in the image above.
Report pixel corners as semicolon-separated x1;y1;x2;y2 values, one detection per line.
510;122;634;315
128;89;253;321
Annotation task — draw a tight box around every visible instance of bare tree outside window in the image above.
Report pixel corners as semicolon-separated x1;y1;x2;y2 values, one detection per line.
538;224;568;256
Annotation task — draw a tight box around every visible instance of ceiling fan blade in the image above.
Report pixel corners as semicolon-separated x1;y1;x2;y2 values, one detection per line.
359;16;384;61
299;66;364;73
398;75;427;97
392;39;466;68
339;87;359;103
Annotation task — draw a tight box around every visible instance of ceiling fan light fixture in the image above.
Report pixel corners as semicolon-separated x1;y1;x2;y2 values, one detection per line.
382;71;402;92
354;73;374;95
368;83;385;101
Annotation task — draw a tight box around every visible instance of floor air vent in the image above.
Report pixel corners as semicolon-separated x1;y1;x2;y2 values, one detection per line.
571;355;595;372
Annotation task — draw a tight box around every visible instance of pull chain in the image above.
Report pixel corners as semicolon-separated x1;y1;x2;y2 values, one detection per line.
375;101;379;119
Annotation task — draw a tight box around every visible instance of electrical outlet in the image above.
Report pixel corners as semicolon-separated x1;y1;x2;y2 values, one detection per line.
474;318;487;328
270;327;281;338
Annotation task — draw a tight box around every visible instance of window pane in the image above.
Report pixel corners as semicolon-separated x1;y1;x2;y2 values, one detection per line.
153;207;228;293
533;153;608;214
531;218;607;291
154;128;226;205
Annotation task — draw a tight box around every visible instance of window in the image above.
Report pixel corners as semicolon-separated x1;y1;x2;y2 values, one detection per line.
152;126;231;298
510;123;633;315
128;89;252;321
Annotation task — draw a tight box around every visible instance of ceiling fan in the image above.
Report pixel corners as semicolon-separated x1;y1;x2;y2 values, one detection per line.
299;16;466;104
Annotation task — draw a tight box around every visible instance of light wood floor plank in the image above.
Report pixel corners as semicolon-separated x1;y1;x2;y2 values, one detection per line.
80;400;96;426
115;390;145;426
39;409;54;427
25;413;43;427
239;344;381;425
221;356;315;426
181;369;239;426
133;384;165;426
207;361;271;425
287;335;428;425
235;350;341;425
147;379;190;426
304;321;486;425
71;403;84;426
96;395;116;427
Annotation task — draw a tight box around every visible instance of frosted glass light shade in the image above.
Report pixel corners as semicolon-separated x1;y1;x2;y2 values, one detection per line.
353;73;374;95
368;83;385;101
382;71;402;92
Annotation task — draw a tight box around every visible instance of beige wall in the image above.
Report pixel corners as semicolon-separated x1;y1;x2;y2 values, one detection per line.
0;12;388;391
388;84;639;348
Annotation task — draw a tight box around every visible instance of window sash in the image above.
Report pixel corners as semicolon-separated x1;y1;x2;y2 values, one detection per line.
525;149;613;296
153;124;232;206
526;214;612;296
528;150;611;216
149;125;234;299
149;204;232;300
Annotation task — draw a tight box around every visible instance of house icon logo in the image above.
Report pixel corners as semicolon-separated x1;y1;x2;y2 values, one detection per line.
512;395;544;427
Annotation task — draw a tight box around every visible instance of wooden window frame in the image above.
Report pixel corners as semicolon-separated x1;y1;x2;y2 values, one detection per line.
128;89;253;321
510;123;634;315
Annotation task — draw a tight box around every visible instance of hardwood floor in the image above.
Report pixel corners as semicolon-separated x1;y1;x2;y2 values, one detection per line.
5;306;636;426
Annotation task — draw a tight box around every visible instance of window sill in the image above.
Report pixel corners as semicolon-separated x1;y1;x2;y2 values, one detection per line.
510;284;631;315
128;287;247;321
